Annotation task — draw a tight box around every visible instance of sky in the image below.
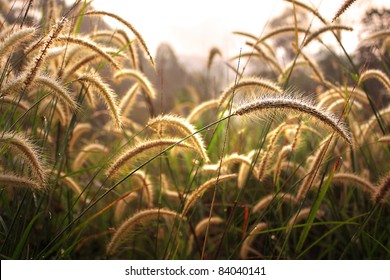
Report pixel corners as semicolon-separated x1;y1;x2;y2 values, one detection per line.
88;0;389;58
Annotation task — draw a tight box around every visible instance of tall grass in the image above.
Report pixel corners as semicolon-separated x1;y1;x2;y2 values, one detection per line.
0;0;389;260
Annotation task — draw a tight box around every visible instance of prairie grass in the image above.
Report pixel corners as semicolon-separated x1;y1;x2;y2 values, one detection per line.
0;0;390;261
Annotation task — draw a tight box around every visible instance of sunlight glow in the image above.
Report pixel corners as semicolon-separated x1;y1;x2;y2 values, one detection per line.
83;0;388;57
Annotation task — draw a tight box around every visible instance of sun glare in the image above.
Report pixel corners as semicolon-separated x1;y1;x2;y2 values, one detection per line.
90;0;389;57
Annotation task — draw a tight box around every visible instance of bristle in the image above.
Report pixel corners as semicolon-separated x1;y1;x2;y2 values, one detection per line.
181;174;237;216
55;36;121;70
372;171;390;204
83;11;155;67
218;77;283;106
358;69;390;93
0;131;46;182
106;139;197;178
207;47;222;70
0;172;43;190
186;99;219;123
253;192;298;213
24;17;68;90
77;72;122;128
147;114;210;163
0;27;36;60
72;143;108;171
304;25;353;46
233;93;351;145
114;69;157;100
332;0;358;23
286;207;324;233
240;222;268;259
106;208;182;255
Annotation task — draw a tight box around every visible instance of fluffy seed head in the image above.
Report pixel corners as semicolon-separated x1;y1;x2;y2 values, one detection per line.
72;143;108;171
106;139;197;178
106;208;182;255
286;207;325;233
0;172;43;190
114;69;157;100
77;73;122;128
0;27;36;59
0;131;46;182
147;114;210;163
83;11;155;67
240;222;268;259
181;174;237;216
55;36;121;70
372;171;390;204
218;77;283;106
233;93;351;145
253;192;298;213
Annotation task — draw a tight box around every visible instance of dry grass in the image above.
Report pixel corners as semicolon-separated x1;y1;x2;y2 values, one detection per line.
1;0;389;261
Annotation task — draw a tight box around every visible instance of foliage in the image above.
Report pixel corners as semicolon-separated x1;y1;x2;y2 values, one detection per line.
0;0;389;260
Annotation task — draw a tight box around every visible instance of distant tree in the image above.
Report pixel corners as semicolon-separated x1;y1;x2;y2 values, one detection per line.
355;8;390;68
267;7;309;62
142;43;188;113
354;7;390;106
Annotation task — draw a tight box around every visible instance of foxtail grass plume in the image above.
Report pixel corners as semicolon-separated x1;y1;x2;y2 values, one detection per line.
207;47;222;70
295;136;335;201
68;123;92;150
358;69;390;93
286;207;325;234
256;122;287;181
330;173;375;194
240;222;268;259
218;77;283;106
181;174;237;216
273;145;293;184
1;96;30;112
106;139;198;178
232;92;351;145
284;0;327;24
0;172;43;190
186;99;219;123
147;114;210;163
0;27;36;60
379;135;390;143
332;0;358;22
77;72;122;128
116;29;139;69
59;172;87;201
127;170;154;208
372;171;390;204
114;69;157;100
303;25;353;47
253;192;298;213
0;131;46;182
106;208;182;255
1;74;78;111
83;11;155;67
114;192;138;224
72;143;108;171
23;17;68;90
119;84;139;118
55;36;121;70
187;216;224;255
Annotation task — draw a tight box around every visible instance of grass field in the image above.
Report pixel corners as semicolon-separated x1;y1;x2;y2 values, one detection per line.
0;0;389;260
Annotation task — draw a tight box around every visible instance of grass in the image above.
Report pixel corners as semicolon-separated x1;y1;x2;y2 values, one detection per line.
0;0;389;260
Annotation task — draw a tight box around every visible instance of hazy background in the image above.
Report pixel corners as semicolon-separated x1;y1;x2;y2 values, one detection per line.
90;0;390;59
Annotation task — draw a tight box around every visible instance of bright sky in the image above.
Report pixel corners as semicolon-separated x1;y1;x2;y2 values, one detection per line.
89;0;389;58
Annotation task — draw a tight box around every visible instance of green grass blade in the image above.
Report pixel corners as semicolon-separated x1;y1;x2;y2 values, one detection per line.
297;214;365;258
296;156;340;253
12;212;43;259
74;0;87;37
